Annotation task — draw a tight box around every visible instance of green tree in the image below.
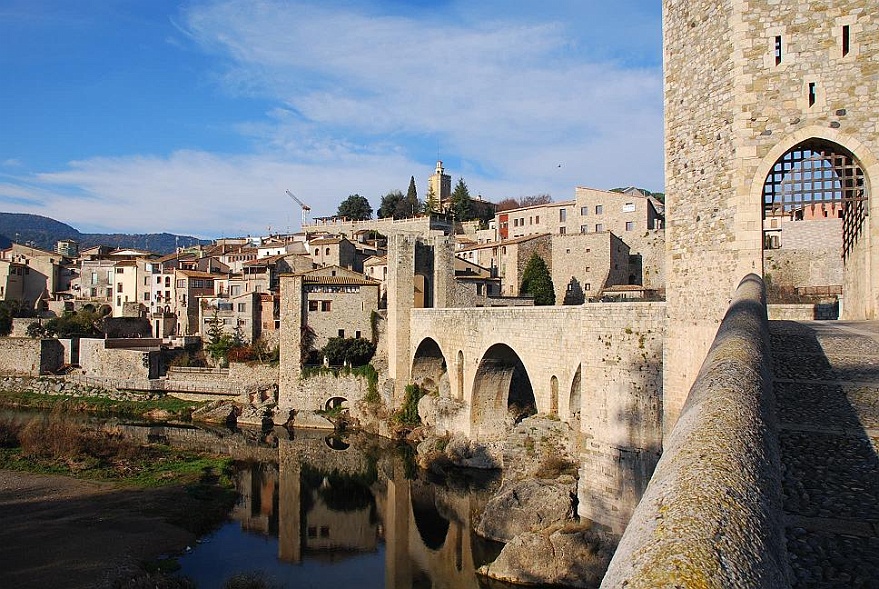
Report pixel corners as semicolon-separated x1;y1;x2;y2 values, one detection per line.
378;190;404;219
450;177;472;221
204;310;233;364
425;184;439;213
520;253;555;306
337;194;373;220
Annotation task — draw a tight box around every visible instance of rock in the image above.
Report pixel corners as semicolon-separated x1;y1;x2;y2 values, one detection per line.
291;410;335;430
191;400;239;426
237;405;273;427
142;408;172;421
444;436;501;470
475;478;576;542
477;524;615;588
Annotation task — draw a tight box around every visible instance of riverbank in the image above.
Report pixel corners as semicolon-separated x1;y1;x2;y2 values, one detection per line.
0;469;223;588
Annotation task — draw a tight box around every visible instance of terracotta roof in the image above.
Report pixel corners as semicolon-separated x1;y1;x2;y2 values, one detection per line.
310;237;343;245
303;275;380;286
176;270;219;279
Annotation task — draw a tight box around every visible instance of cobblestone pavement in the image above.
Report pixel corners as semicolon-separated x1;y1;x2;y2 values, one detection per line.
770;321;879;588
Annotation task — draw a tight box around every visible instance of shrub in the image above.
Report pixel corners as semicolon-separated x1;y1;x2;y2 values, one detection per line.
392;384;424;426
320;337;376;367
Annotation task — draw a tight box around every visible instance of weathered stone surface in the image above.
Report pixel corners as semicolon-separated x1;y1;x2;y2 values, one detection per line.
475;478;576;542
291;410;335;430
191;400;239;426
478;524;614;588
444;435;501;470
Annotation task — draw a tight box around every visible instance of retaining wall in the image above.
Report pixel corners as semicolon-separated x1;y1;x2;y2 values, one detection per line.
601;274;788;588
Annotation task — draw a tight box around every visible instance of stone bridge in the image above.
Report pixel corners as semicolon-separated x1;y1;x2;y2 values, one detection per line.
401;302;666;534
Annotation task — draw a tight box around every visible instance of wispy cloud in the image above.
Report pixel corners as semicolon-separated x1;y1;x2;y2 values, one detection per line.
0;0;663;238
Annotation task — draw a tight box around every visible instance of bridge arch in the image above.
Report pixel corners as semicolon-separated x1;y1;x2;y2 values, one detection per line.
470;343;536;441
411;337;448;395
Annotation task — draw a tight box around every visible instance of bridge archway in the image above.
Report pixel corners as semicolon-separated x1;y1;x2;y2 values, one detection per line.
569;364;582;423
411;338;448;395
410;481;449;551
470;343;535;441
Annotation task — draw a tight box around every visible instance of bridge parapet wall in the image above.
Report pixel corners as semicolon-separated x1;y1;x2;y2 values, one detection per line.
601;274;788;588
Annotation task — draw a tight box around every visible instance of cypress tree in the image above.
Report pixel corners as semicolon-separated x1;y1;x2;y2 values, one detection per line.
520;253;555;305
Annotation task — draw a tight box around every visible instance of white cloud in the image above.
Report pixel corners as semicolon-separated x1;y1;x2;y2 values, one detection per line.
1;0;663;238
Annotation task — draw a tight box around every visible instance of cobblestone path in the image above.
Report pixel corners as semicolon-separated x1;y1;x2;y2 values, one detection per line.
770;321;879;588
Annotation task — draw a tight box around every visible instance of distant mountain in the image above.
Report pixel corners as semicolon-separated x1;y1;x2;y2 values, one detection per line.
0;212;211;255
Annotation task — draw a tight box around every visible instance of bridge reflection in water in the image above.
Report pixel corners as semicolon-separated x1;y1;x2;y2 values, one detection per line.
176;428;523;589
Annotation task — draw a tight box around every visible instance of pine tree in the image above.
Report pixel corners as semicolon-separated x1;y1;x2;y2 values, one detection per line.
520;253;555;305
425;184;439;213
450;177;472;221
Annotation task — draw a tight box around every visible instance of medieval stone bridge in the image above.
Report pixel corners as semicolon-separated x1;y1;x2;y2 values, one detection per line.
407;304;665;444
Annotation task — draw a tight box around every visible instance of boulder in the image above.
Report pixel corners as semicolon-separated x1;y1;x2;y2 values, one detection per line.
444;436;501;470
475;478;576;542
477;524;615;588
191;400;239;426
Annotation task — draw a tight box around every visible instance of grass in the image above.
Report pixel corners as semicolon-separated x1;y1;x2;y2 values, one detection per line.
0;389;204;420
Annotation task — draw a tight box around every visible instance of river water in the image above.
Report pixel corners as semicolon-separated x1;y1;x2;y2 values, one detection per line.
149;424;520;589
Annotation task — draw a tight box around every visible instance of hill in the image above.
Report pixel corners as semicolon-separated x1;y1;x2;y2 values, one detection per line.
0;213;210;255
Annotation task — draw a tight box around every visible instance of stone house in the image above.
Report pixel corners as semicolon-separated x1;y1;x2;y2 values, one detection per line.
0;244;62;310
175;270;219;335
309;236;360;271
551;232;630;303
284;266;381;358
497;201;577;240
199;290;261;343
573;186;663;235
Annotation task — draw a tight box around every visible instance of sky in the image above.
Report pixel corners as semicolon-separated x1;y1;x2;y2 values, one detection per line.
0;0;663;239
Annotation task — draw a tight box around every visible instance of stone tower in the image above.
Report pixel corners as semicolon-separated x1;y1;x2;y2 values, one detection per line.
428;160;451;208
663;0;879;435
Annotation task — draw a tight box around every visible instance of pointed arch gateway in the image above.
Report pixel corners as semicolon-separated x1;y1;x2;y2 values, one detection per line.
761;137;871;313
411;337;448;395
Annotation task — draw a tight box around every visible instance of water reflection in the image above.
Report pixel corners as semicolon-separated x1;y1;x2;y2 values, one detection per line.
177;428;506;589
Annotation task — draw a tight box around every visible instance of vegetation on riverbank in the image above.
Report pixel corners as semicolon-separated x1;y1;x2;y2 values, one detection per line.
0;410;237;535
0;388;205;420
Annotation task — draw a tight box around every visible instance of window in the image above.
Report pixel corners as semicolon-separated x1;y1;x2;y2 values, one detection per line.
623;202;636;212
559;227;566;235
143;292;150;301
625;221;635;231
237;303;247;312
177;279;185;288
595;205;603;215
165;276;171;287
309;300;319;311
581;225;588;234
580;206;588;216
321;300;332;312
230;285;241;296
559;208;567;222
116;267;123;273
116;296;121;306
325;248;330;255
774;35;782;65
528;217;533;225
808;82;816;107
106;288;112;298
535;215;539;224
595;224;604;232
91;287;97;297
116;283;123;293
91;272;98;285
156;276;162;284
338;329;345;337
842;25;850;56
584;283;591;291
355;331;361;339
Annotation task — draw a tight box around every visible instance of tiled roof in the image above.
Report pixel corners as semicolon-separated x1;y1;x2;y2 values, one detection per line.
304;275;380;286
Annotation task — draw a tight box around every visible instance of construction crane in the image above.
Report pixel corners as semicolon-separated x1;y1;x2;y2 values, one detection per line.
286;189;312;228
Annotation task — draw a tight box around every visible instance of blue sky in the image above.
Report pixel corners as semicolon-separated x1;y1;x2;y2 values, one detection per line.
0;0;663;238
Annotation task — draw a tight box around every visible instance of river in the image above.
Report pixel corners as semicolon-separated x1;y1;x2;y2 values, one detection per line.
129;421;526;589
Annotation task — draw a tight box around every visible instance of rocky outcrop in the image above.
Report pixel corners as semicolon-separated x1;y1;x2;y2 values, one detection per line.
416;434;501;471
478;523;615;588
191;400;239;426
475;478;577;542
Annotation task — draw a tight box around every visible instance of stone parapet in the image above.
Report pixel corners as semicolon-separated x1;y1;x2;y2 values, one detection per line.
601;274;787;588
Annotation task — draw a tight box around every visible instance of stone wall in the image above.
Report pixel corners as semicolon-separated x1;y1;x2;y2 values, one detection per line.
551;233;629;302
621;229;666;291
601;274;787;588
78;338;152;380
764;248;843;291
0;337;63;375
